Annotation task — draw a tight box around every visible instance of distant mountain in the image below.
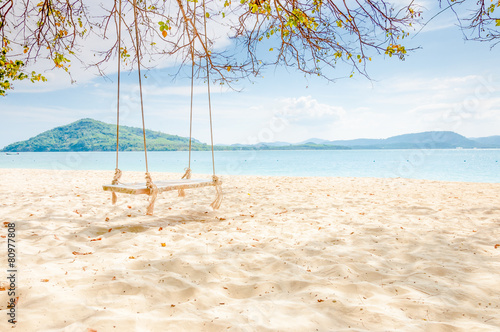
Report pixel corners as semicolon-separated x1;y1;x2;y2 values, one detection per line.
228;142;292;148
259;141;292;147
382;131;478;148
223;142;348;150
310;131;491;149
470;136;500;148
326;138;385;147
2;118;210;152
299;138;331;145
236;131;497;149
257;143;348;150
2;119;498;152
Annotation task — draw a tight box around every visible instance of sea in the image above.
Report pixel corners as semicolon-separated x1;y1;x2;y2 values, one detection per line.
1;149;500;183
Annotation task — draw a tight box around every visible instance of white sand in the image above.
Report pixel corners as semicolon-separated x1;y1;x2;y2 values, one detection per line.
0;168;499;331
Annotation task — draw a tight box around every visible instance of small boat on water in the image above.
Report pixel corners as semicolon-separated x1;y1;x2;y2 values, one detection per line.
5;152;19;155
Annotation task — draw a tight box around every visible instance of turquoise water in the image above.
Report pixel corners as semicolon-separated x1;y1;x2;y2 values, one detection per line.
1;149;500;183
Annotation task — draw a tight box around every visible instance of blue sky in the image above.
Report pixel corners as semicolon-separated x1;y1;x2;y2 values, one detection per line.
1;1;499;149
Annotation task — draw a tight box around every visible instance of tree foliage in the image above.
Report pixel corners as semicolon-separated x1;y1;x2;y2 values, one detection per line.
0;0;499;95
0;39;46;95
456;0;500;45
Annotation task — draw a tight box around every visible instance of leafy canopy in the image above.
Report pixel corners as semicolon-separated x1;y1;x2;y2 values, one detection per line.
0;0;499;95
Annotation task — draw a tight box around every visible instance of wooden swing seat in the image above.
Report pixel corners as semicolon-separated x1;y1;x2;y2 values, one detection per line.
103;178;216;195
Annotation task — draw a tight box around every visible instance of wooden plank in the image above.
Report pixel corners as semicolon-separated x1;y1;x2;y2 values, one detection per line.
102;178;215;195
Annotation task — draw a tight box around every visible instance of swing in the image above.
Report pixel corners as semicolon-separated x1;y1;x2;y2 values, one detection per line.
103;0;222;215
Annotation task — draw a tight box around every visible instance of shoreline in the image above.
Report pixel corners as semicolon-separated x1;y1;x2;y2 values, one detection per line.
1;168;499;330
1;167;500;184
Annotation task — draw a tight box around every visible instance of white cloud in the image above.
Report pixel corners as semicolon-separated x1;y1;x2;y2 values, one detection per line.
400;75;500;124
275;96;346;125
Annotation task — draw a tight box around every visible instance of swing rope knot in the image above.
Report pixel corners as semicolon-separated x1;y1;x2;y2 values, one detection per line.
210;175;223;210
181;167;192;179
112;168;122;184
111;168;122;204
178;167;192;197
145;172;158;215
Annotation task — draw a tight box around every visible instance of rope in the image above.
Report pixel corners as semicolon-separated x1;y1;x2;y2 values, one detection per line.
179;0;196;199
111;0;122;205
202;0;216;176
187;1;196;171
133;0;149;173
111;168;122;204
202;1;223;209
133;0;157;214
178;167;192;197
145;172;158;215
210;175;223;209
115;0;122;170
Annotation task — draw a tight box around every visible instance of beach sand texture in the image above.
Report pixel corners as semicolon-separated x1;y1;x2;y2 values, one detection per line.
0;168;499;331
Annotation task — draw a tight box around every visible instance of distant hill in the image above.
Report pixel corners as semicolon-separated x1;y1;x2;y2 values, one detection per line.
1;118;210;152
299;138;331;145
470;136;500;148
309;131;494;149
2;119;498;152
382;131;479;148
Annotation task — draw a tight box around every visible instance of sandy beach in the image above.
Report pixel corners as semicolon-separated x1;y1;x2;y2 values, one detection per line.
0;168;499;331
